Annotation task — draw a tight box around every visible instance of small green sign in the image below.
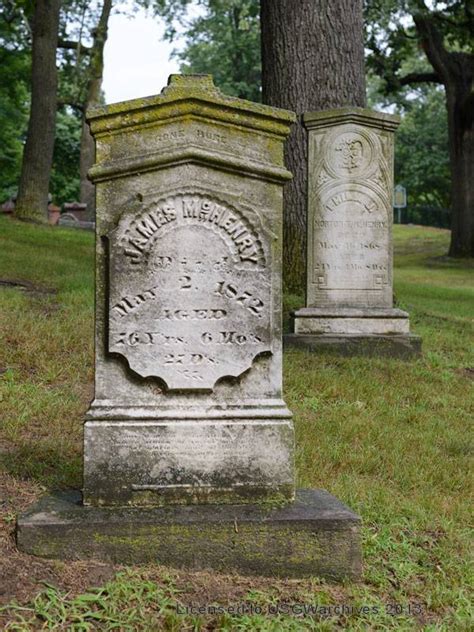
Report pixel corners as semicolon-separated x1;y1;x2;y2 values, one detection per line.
393;184;407;208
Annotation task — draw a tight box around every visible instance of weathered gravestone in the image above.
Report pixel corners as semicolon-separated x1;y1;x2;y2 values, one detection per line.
17;76;361;579
286;108;421;358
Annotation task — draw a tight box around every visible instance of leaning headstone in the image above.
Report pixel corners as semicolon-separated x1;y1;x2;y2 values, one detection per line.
17;76;361;580
287;108;421;358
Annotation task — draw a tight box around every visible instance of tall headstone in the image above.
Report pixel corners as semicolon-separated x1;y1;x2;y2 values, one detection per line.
17;77;361;580
83;74;296;506
288;108;421;357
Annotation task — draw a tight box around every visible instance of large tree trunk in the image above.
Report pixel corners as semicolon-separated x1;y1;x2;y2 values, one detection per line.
80;0;113;220
446;71;474;257
15;0;61;223
260;0;366;290
414;15;474;258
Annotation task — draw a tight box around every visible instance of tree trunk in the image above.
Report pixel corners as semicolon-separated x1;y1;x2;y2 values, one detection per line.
446;74;474;257
413;15;474;257
15;0;61;223
260;0;366;290
80;0;113;220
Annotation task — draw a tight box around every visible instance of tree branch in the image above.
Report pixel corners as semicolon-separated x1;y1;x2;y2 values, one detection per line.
57;99;84;113
399;72;442;86
413;14;450;84
57;38;91;55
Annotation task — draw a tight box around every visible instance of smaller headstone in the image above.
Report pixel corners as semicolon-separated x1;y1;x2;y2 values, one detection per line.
63;202;88;222
1;198;15;214
58;212;95;230
287;108;421;358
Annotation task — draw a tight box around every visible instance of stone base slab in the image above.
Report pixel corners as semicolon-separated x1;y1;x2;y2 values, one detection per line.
294;317;410;335
83;418;294;506
284;333;422;359
292;307;410;335
16;489;362;581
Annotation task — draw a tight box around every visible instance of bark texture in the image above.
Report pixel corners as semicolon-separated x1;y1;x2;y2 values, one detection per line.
80;0;113;219
413;15;474;258
15;0;61;222
260;0;366;290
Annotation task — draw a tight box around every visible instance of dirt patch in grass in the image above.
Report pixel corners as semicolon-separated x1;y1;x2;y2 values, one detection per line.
0;279;57;297
0;473;115;609
455;366;474;380
142;566;347;609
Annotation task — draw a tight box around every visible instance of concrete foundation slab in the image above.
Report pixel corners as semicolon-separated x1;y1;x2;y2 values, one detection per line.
17;489;362;581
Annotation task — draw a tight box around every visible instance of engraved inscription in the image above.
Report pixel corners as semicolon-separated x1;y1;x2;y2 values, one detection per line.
309;177;391;304
196;128;226;144
306;119;393;307
158;129;185;142
108;192;271;389
122;194;264;267
100;422;292;492
214;281;264;316
116;427;255;460
324;190;378;214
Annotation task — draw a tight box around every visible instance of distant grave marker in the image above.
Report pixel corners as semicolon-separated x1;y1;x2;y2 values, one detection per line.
287;108;421;358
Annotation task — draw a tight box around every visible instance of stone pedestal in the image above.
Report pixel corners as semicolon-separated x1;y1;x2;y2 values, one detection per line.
81;74;297;507
17;489;361;581
17;77;362;580
289;108;421;358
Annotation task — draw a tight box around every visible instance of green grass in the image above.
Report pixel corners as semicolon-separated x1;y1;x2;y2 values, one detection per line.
0;217;473;630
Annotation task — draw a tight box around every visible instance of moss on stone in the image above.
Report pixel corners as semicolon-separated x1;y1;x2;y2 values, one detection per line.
87;74;296;140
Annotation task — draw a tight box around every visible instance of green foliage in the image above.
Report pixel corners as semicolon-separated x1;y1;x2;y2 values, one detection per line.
364;0;465;215
0;4;31;201
395;86;450;208
0;48;29;201
50;108;82;203
365;0;473;76
149;0;261;101
57;0;109;107
0;1;107;205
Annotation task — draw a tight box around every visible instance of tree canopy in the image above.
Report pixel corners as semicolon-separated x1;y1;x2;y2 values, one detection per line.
1;0;470;254
0;0;112;220
365;0;473;255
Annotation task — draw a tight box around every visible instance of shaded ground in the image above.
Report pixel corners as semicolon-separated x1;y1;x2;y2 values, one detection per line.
0;473;116;609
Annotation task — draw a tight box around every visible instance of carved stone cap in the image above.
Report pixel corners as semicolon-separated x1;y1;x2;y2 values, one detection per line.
87;74;296;138
303;107;400;132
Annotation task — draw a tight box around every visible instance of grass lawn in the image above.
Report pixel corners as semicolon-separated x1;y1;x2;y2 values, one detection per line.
0;216;472;630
